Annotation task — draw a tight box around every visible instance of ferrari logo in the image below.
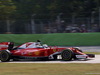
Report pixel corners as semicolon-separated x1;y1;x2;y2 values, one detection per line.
53;49;56;52
29;52;32;56
35;50;40;55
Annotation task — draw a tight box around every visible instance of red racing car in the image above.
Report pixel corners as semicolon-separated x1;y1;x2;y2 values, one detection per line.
0;41;95;62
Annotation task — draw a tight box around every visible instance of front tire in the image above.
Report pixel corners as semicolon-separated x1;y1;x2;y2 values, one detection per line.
61;49;73;61
0;50;11;62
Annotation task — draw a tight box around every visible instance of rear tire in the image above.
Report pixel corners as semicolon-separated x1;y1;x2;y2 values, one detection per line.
0;50;11;62
61;49;73;61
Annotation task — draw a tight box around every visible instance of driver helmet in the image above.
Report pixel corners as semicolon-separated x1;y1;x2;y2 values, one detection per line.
35;40;41;46
37;40;41;42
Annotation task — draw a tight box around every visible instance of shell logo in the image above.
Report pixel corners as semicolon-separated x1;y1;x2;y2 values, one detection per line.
35;50;40;55
29;52;32;56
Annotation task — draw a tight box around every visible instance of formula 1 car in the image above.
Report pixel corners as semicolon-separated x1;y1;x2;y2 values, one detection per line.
0;41;95;62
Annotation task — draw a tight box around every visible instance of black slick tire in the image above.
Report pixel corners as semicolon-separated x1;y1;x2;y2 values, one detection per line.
61;49;73;61
0;50;11;62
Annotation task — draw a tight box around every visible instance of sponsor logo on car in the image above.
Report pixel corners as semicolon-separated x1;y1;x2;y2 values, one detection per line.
29;52;32;56
53;49;56;52
35;50;40;55
76;55;87;59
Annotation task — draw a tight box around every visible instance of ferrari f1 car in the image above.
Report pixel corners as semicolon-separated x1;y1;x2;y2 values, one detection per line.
0;41;95;62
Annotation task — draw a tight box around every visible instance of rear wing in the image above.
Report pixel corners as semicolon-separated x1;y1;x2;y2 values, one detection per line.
0;42;9;50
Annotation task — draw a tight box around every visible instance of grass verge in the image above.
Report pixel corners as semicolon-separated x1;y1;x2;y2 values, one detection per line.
0;63;100;75
0;33;100;46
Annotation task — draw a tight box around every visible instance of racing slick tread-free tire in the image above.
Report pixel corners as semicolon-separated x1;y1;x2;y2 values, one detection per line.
0;50;11;62
61;49;74;61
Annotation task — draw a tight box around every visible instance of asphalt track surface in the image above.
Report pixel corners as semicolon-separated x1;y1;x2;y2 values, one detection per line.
0;46;100;63
61;46;100;52
78;46;100;52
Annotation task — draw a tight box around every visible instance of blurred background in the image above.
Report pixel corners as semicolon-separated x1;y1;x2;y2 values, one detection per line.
0;0;100;34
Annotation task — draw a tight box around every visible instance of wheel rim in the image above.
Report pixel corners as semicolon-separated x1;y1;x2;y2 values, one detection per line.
1;51;9;61
62;50;72;60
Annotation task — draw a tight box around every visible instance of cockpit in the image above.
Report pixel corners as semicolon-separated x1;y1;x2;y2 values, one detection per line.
8;42;49;50
18;42;48;49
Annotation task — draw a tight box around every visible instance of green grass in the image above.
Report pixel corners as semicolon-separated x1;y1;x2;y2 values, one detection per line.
0;33;100;46
0;63;100;75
